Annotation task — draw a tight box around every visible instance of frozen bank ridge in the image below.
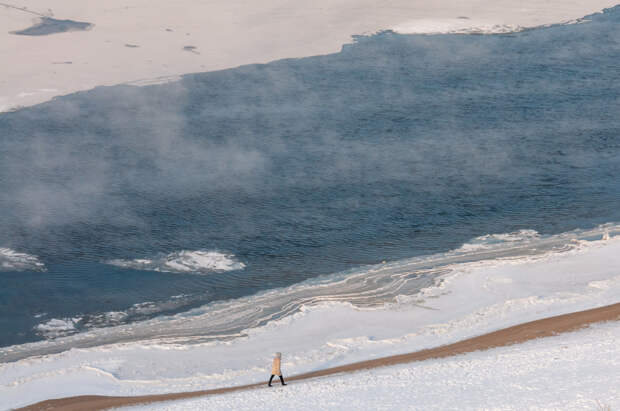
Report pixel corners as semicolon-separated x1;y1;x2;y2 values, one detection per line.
0;248;45;272
106;250;245;274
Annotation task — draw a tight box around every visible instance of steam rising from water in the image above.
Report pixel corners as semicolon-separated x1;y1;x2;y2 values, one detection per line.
2;6;620;350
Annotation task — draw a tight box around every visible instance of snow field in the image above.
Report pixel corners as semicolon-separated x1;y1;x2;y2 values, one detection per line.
120;322;620;411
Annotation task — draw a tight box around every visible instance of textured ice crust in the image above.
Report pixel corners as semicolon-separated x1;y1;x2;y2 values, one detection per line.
33;296;193;339
34;318;81;339
0;248;45;272
390;15;588;35
455;229;540;252
106;250;245;274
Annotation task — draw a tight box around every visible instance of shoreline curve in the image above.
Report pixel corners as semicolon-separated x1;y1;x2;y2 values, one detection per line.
18;301;620;411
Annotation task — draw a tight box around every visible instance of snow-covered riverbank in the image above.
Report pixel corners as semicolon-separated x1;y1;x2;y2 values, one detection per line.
2;226;619;410
119;321;620;411
1;0;618;112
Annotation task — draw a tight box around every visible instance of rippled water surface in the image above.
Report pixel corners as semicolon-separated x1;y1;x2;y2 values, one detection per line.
1;7;620;349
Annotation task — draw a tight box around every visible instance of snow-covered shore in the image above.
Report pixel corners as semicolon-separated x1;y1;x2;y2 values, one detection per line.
2;226;619;410
119;321;620;411
1;0;619;112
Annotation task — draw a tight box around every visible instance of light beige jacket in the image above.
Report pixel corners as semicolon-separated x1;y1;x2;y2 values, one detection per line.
271;357;282;376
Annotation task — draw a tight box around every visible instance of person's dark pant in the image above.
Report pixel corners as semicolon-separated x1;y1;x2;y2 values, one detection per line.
268;375;286;386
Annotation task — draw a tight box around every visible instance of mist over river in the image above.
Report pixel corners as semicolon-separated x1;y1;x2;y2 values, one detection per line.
1;6;620;352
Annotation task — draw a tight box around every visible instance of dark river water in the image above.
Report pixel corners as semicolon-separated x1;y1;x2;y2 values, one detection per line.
1;6;619;349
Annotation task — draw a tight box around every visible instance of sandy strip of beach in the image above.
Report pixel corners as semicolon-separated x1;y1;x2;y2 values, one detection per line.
1;0;619;112
18;301;620;411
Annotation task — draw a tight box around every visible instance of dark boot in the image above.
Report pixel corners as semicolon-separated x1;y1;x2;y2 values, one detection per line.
279;375;287;386
268;375;275;387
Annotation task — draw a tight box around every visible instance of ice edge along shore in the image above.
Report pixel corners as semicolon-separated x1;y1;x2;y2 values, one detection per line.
1;0;619;112
2;226;620;409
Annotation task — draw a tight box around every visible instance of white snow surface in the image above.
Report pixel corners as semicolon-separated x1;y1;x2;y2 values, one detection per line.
1;226;620;410
120;322;620;411
0;247;45;272
1;0;619;111
34;318;82;339
106;250;245;274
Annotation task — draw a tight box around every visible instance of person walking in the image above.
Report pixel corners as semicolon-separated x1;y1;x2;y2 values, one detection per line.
268;352;287;386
